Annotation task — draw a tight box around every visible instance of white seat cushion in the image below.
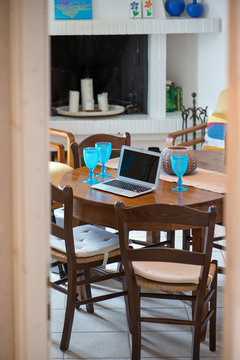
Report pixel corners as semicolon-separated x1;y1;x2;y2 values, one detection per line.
50;224;119;258
133;261;203;284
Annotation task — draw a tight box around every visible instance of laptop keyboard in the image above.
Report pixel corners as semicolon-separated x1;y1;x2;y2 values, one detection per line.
105;179;150;193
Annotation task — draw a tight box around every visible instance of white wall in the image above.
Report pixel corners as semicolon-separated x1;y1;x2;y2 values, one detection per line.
167;0;228;112
197;0;229;113
167;34;198;107
49;0;166;20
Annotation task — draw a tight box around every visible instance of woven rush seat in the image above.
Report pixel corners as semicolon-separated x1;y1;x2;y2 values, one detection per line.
51;247;121;265
135;262;216;292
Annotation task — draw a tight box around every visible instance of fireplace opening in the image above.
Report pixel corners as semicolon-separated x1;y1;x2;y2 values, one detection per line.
51;35;148;114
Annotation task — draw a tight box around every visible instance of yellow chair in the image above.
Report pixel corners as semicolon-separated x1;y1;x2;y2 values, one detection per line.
49;128;75;187
166;89;228;150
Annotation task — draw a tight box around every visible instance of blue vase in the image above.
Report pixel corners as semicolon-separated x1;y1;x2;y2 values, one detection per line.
186;0;203;17
165;0;185;17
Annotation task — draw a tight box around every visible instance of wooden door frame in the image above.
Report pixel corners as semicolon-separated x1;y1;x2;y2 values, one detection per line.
224;1;240;358
0;0;49;358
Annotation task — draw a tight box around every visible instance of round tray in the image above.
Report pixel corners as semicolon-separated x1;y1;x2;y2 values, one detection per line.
55;105;125;117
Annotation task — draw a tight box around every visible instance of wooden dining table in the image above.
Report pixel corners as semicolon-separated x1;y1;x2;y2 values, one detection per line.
59;150;225;252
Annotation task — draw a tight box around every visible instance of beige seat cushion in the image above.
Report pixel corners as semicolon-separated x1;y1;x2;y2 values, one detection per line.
133;261;207;285
50;224;119;265
49;161;73;186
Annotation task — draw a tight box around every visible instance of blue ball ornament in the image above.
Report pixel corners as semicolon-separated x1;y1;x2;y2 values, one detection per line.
186;0;203;18
165;0;185;17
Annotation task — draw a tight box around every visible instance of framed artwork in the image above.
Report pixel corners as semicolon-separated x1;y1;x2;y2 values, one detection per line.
54;0;92;20
129;1;142;18
143;0;153;18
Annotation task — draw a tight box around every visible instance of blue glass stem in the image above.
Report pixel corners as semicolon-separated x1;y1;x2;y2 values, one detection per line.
178;176;183;190
101;163;106;177
89;168;93;182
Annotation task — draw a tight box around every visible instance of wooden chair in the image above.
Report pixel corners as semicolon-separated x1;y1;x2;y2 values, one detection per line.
71;132;131;169
115;202;217;360
50;128;75;166
49;128;75;188
166;90;227;271
50;184;126;351
166;89;227;149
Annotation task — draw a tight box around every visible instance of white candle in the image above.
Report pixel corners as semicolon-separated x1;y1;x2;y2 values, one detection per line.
85;99;94;111
69;90;79;113
81;78;93;111
97;92;109;112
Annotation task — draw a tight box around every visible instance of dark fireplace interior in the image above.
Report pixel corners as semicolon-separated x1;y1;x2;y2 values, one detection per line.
51;35;148;114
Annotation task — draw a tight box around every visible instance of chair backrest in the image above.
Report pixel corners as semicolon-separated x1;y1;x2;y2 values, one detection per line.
51;184;76;269
71;132;131;168
49;128;75;166
216;89;228;113
115;202;217;291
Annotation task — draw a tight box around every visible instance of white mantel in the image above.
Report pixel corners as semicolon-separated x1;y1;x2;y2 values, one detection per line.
49;0;221;136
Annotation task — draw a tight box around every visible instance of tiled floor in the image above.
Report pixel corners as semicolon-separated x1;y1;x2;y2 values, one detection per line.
50;227;225;359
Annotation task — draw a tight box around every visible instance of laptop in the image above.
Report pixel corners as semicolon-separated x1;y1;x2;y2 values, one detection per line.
91;146;162;198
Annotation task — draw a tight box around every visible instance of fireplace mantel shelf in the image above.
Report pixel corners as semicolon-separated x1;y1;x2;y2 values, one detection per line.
50;112;183;136
49;18;220;36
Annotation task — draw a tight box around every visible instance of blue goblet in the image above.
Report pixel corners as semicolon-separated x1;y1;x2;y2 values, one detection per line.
95;142;112;178
83;147;100;184
171;154;188;192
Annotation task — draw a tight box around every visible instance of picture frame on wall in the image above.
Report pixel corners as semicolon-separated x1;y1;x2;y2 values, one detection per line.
143;0;153;18
129;1;142;19
54;0;92;20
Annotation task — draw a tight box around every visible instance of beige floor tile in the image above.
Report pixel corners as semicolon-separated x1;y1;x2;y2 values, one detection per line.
50;288;66;310
134;330;223;358
51;306;129;333
51;333;64;359
62;331;131;359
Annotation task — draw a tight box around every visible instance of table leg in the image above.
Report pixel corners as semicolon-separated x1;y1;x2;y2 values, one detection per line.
192;227;208;341
192;228;204;252
146;231;160;243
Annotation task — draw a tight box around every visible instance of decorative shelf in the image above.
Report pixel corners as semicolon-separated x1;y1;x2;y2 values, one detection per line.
49;18;221;36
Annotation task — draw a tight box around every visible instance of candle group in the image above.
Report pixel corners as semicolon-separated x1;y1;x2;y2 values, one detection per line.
81;78;94;111
68;78;109;113
98;92;109;112
69;90;80;113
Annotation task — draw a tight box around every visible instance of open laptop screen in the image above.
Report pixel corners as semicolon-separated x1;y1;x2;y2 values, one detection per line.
119;148;160;184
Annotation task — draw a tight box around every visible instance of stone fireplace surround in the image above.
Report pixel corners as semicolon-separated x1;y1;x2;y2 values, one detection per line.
49;0;220;141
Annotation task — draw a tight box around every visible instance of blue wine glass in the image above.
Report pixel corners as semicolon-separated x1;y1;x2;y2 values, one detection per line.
171;154;188;192
83;147;100;184
95;142;112;178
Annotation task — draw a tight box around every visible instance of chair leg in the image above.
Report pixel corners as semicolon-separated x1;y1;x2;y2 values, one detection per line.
81;268;94;313
209;265;217;351
128;287;141;360
183;229;191;250
60;273;76;351
191;320;201;360
123;278;132;333
166;230;175;248
191;292;204;360
132;321;141;360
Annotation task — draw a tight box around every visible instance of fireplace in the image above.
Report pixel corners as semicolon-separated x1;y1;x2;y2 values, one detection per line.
49;1;220;136
51;35;148;114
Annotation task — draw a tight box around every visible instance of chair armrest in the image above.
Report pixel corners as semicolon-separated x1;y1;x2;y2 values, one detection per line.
166;123;207;147
49;128;75;166
50;142;65;163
